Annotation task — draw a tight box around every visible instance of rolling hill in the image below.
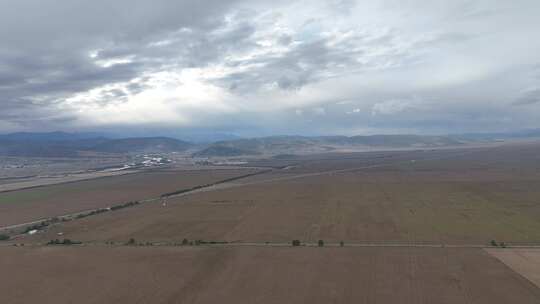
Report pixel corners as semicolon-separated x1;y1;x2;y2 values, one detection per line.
193;135;464;157
0;132;193;157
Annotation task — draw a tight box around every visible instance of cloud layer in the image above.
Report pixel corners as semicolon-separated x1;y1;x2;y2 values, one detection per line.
1;0;540;136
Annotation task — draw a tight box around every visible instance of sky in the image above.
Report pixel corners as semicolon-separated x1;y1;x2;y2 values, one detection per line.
1;0;540;138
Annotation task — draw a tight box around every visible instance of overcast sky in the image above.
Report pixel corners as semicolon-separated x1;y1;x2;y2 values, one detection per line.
1;0;540;137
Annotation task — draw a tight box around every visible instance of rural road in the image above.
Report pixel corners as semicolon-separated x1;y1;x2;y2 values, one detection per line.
4;239;540;249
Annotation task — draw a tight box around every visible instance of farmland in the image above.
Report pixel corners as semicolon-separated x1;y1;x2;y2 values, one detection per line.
25;142;540;245
1;246;540;304
2;141;540;303
0;168;258;227
487;248;540;288
3;0;540;302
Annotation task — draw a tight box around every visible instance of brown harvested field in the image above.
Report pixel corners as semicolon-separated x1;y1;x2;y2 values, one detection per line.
243;148;465;174
1;246;539;304
6;142;540;304
29;143;540;245
0;168;257;227
486;248;540;288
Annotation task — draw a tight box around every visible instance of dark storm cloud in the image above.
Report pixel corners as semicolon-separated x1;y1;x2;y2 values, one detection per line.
213;26;468;94
215;31;409;92
218;39;344;92
0;0;243;123
1;0;540;135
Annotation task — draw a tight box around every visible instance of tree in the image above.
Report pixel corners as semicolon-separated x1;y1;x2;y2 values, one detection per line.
127;238;136;245
339;241;344;247
490;240;498;247
182;238;189;245
47;239;60;245
0;234;9;241
318;240;324;247
292;240;301;246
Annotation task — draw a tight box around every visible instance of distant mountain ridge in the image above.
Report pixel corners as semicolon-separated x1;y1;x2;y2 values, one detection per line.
0;132;193;157
193;134;464;157
194;129;540;157
1;129;539;158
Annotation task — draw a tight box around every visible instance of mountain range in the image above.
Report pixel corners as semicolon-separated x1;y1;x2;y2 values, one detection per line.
0;132;192;157
0;130;539;158
193;135;463;157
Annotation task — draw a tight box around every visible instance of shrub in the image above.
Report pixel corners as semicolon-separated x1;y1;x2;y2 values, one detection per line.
23;221;50;234
182;238;189;245
127;238;136;245
0;234;9;241
318;240;324;247
490;240;498;247
339;241;344;247
46;239;81;245
110;201;139;211
292;240;301;246
47;239;59;245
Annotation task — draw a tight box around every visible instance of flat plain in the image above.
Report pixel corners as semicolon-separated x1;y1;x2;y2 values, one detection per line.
27;142;540;245
487;248;540;288
2;141;540;303
2;246;540;304
0;168;257;227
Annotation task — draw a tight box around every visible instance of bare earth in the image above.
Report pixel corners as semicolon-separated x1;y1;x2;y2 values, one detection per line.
0;169;138;193
1;246;540;304
486;248;540;288
3;142;540;303
0;168;257;227
27;144;540;245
